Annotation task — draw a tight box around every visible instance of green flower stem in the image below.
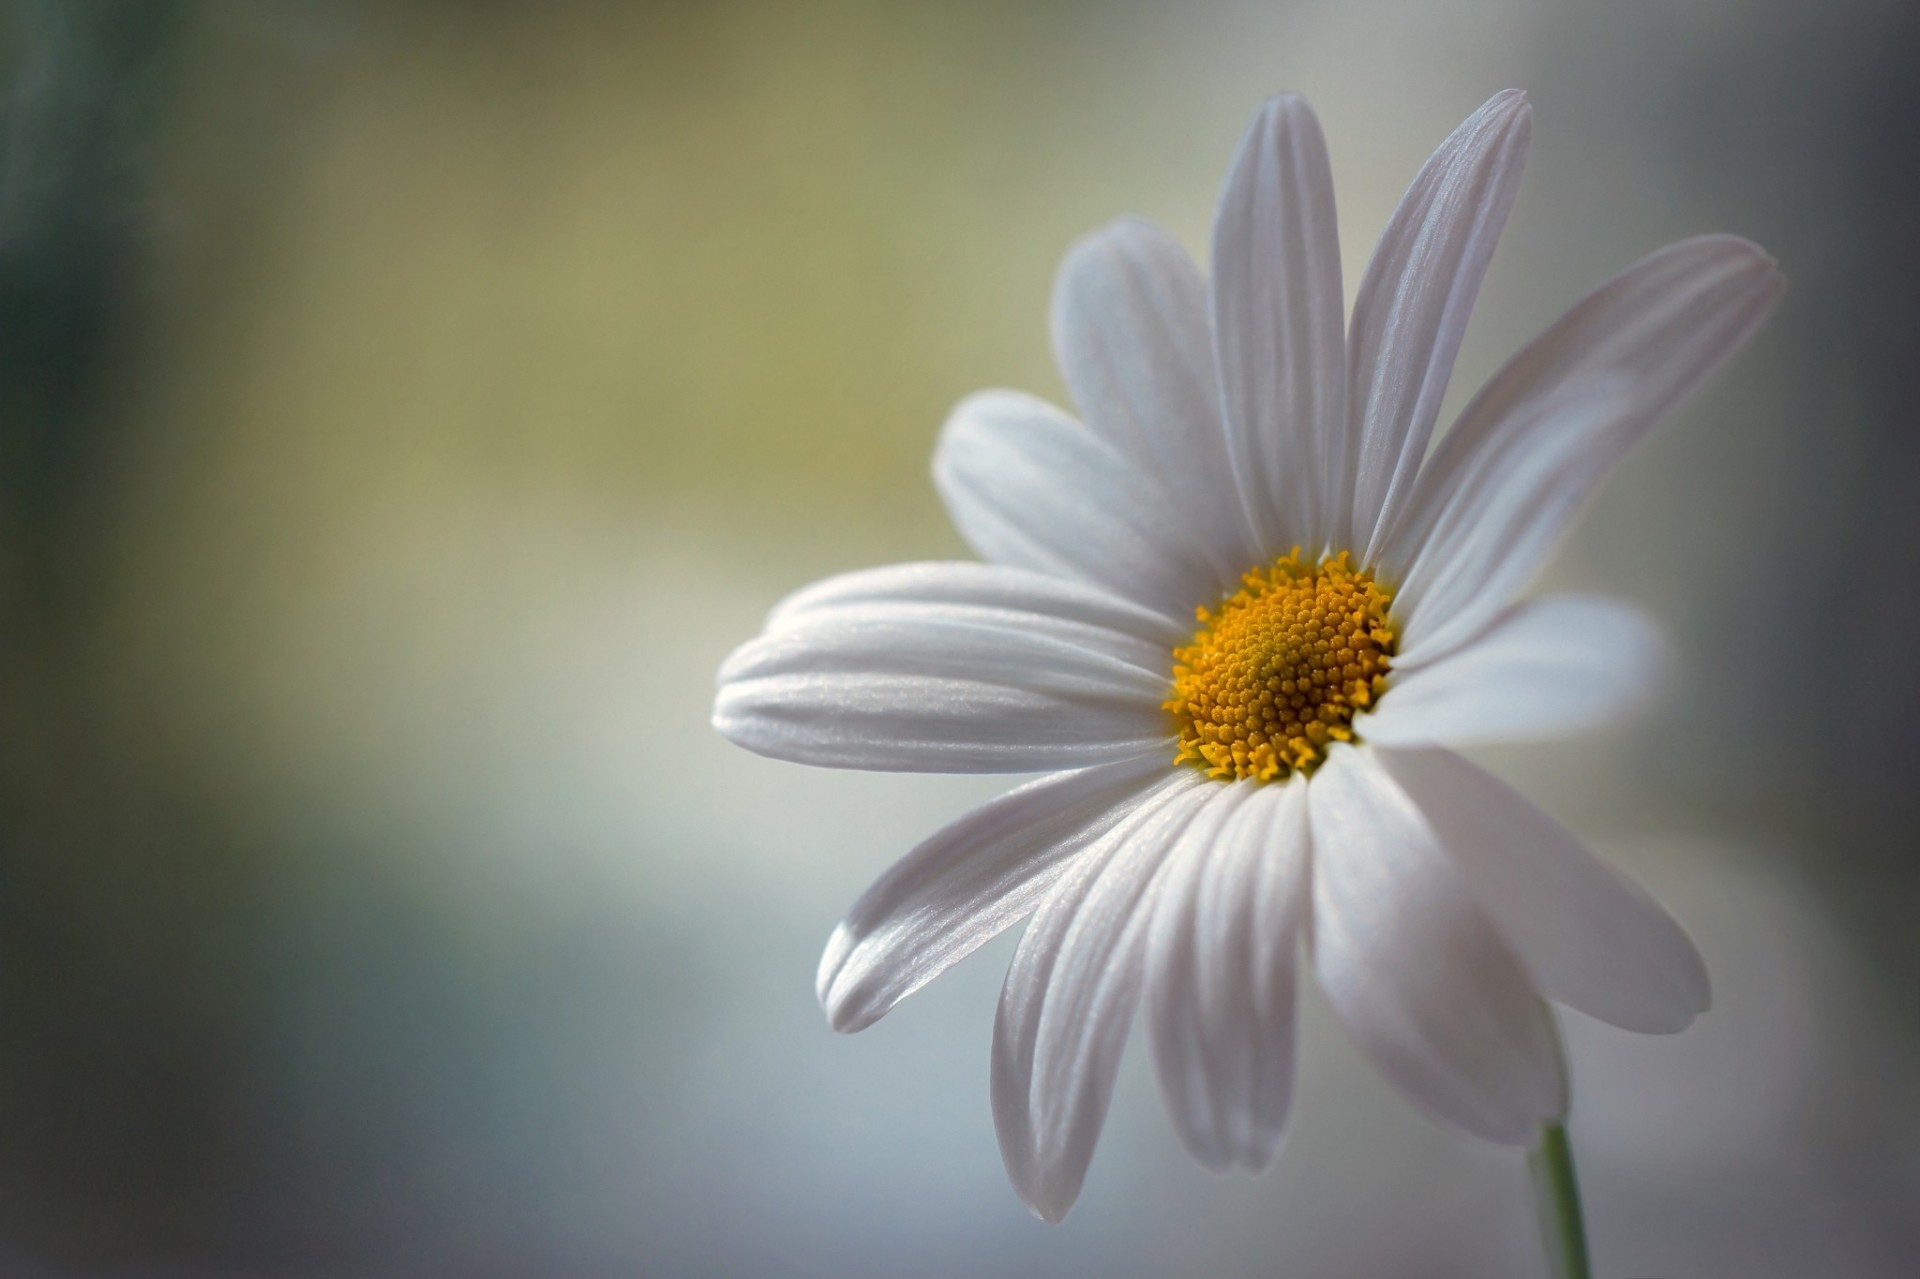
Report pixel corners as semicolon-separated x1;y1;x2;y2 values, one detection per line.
1528;1122;1591;1279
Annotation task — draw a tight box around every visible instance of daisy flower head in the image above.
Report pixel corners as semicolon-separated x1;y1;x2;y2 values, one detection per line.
713;89;1781;1222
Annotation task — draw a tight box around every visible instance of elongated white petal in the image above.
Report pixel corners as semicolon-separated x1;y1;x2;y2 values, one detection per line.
1379;748;1709;1032
1309;747;1565;1145
768;560;1190;649
713;600;1171;772
1348;90;1531;560
1380;380;1632;659
934;390;1219;621
1362;596;1662;749
818;754;1172;1033
1381;235;1784;657
742;593;1174;687
1147;777;1307;1173
1053;218;1258;585
992;773;1213;1222
1211;92;1348;557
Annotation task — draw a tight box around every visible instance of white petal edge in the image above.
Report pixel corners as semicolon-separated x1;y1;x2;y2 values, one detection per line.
713;598;1172;772
1147;776;1307;1173
1380;234;1784;659
933;389;1221;622
1210;92;1348;558
1052;218;1259;586
768;560;1191;650
817;753;1172;1033
1359;595;1663;749
1379;747;1709;1033
739;584;1178;687
1348;89;1532;562
1309;745;1565;1145
992;772;1215;1222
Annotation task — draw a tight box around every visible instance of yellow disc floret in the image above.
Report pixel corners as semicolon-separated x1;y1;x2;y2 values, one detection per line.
1166;550;1396;782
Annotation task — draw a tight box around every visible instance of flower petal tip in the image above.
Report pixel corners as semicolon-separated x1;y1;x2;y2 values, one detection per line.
1001;1139;1081;1224
1081;212;1157;246
1458;88;1531;139
1022;1189;1075;1226
1054;216;1163;290
1487;90;1533;140
1243;90;1324;142
1650;948;1713;1034
816;930;884;1034
1256;89;1312;115
1692;232;1787;289
822;1004;875;1036
814;926;850;998
707;703;740;743
1228;1131;1287;1176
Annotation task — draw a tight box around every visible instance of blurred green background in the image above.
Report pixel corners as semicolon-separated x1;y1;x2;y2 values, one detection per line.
2;1;1917;1275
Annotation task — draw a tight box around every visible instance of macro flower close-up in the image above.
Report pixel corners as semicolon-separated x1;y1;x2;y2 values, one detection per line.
714;88;1781;1228
15;5;1920;1277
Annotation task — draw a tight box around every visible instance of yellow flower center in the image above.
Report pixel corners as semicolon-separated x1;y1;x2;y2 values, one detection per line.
1165;550;1396;782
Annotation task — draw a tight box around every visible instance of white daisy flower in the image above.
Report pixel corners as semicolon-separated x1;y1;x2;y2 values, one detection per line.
712;89;1781;1223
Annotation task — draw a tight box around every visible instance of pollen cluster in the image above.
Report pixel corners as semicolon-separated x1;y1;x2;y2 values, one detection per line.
1166;550;1396;782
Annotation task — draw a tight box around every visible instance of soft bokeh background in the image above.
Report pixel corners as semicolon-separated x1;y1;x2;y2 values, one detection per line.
2;1;1917;1275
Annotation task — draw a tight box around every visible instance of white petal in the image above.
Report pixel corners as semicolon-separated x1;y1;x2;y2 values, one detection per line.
1380;235;1784;657
1211;93;1348;557
1348;90;1532;561
818;754;1172;1033
1309;746;1565;1145
1147;777;1307;1173
1379;748;1709;1033
745;579;1178;684
1379;381;1631;660
1052;218;1258;585
1361;596;1663;749
933;390;1220;621
713;599;1172;772
768;560;1190;649
991;773;1213;1222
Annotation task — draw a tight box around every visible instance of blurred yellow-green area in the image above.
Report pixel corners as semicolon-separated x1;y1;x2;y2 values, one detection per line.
2;1;1918;1275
